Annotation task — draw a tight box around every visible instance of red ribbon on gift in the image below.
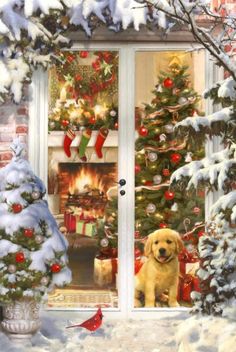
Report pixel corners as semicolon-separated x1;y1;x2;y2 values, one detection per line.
178;248;199;276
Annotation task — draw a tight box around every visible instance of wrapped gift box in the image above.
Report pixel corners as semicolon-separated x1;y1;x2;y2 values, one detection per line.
64;212;76;233
94;255;118;287
76;219;97;237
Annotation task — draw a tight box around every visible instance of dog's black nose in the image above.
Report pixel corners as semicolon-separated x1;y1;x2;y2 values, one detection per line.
159;248;166;255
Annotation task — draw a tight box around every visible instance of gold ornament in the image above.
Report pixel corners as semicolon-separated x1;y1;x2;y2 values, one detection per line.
169;56;182;68
84;111;92;118
155;212;164;220
136;153;144;162
161;98;168;104
136;194;145;201
149;164;158;171
141;178;147;184
154;127;161;134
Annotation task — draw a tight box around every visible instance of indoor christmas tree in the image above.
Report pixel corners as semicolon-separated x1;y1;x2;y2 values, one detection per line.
0;139;71;303
171;73;236;316
135;58;205;249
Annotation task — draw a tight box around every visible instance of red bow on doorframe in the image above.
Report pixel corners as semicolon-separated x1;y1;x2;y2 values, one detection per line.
66;308;103;332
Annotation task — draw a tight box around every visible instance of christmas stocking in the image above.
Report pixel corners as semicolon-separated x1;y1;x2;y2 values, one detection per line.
78;128;92;162
64;129;76;157
95;127;109;158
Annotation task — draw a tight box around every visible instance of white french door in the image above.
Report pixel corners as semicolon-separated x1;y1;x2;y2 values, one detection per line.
28;43;220;319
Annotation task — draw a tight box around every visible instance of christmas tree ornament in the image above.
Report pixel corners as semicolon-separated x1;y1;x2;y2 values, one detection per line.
145;180;153;186
67;54;75;63
49;121;56;129
100;238;109;247
149;163;158;171
40;277;49;286
172;88;181;95
178;97;188;105
114;122;118;129
164;190;175;200
148;152;158;162
35;235;44;244
162;169;170;177
75;74;82;81
8;264;16;273
135;164;141;174
136;194;145;201
163;77;174;88
139;125;148;137
155;84;163;92
135;248;142;258
171;203;178;212
78;128;92;162
79;51;89;58
193;207;201;215
153;175;162;184
95;127;109;158
165;124;174;133
61;119;70;128
89;116;96;124
11;203;23;214
185;152;193;163
136;153;144;162
170;153;182;163
146;203;156;214
154;127;161;134
32;190;41;200
51;263;61;273
110;110;117;117
155;212;164;220
159;134;167;142
63;128;75;158
159;222;168;229
15;252;25;263
24;228;34;238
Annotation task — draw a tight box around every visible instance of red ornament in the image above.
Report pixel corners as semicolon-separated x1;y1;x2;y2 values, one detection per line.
51;263;61;273
170;153;182;164
163;77;174;88
24;228;34;238
15;252;25;263
79;51;89;58
159;222;168;229
135;231;140;239
162;168;170;177
67;55;75;63
198;230;205;237
92;60;101;71
135;260;143;274
111;248;118;258
89;116;96;124
135;248;142;258
139;126;148;137
224;44;232;53
135;164;141;174
145;180;153;186
12;203;23;214
193;207;201;215
75;74;82;81
164;190;175;200
114;122;119;129
103;52;112;63
61;120;69;127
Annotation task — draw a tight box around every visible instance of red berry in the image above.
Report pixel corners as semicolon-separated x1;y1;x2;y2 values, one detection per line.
79;51;89;58
67;55;75;63
170;153;182;164
15;252;25;263
92;60;101;71
103;52;112;63
164;190;175;200
75;74;82;81
162;168;170;177
51;263;61;273
24;228;34;238
163;77;174;88
139;126;148;137
12;203;23;214
135;164;141;174
159;222;168;229
61;120;69;127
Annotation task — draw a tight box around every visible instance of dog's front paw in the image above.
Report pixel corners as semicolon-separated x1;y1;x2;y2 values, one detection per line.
134;299;142;308
168;301;180;308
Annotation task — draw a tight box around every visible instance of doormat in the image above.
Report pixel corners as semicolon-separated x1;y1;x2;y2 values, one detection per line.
47;289;118;308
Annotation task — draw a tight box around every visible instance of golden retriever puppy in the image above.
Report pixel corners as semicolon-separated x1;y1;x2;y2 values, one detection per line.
135;228;184;308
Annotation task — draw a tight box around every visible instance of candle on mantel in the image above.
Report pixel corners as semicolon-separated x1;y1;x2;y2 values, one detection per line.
60;86;67;102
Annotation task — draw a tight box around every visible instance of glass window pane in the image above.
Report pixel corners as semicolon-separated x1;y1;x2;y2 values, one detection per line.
47;51;119;309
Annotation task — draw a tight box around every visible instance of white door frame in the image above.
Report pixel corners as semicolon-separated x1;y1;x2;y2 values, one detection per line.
28;42;222;319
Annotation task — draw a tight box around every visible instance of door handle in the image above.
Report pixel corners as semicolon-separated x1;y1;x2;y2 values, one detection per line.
116;179;126;187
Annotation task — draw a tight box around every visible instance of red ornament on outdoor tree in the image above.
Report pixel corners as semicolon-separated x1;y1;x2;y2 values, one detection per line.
12;203;23;214
15;252;25;263
164;190;175;200
159;222;168;229
135;164;141;174
193;207;201;215
163;77;174;88
51;263;61;273
79;51;89;58
61;120;69;127
170;153;182;163
162;168;170;177
24;228;34;238
139;126;148;137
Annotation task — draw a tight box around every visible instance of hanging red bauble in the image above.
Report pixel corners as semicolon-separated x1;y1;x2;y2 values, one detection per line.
51;263;61;273
198;230;205;237
89;116;96;124
159;222;168;229
135;164;141;174
12;203;23;214
170;153;182;163
135;231;140;239
61;120;69;127
75;74;82;81
145;180;153;186
114;122;118;129
139;126;148;137
15;252;25;263
92;60;101;71
24;228;34;238
163;77;174;88
162;168;170;177
67;55;75;63
193;207;201;215
135;248;142;258
79;51;89;58
164;190;175;200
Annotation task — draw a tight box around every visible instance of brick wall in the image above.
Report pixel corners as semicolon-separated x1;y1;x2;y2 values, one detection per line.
0;93;29;168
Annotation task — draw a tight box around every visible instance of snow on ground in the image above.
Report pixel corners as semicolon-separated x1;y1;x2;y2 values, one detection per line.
0;311;235;352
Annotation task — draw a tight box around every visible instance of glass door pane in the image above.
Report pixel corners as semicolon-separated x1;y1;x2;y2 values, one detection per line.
47;51;119;309
134;51;205;308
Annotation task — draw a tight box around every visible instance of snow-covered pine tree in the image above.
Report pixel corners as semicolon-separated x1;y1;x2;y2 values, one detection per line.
0;139;71;302
171;76;236;316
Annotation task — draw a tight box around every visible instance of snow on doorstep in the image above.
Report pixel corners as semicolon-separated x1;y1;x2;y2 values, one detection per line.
0;311;235;352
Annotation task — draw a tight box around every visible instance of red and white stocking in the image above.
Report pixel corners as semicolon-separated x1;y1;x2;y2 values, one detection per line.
95;127;109;159
64;129;76;157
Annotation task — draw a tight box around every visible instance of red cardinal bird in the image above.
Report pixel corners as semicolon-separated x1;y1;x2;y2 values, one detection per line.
66;308;103;332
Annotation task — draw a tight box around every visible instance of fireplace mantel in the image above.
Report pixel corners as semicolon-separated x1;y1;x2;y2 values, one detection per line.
48;130;118;148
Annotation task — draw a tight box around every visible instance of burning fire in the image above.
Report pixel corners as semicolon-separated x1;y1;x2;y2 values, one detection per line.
68;167;106;194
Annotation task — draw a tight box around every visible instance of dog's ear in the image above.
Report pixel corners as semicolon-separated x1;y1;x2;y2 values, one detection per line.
144;234;153;257
175;232;184;254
